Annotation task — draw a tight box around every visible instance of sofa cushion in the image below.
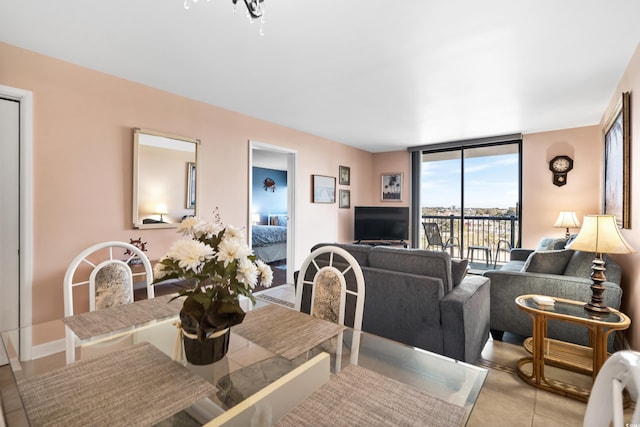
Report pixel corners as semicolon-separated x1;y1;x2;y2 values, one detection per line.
521;249;574;275
563;251;623;284
536;237;569;251
451;259;469;287
368;247;453;292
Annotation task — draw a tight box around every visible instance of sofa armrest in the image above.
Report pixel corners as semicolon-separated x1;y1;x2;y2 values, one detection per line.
440;275;490;363
510;248;533;262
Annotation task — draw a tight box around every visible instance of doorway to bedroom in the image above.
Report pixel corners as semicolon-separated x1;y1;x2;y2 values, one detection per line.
249;141;296;291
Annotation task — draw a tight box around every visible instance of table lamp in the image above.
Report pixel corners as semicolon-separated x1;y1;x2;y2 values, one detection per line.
566;215;635;314
154;203;168;223
553;211;581;238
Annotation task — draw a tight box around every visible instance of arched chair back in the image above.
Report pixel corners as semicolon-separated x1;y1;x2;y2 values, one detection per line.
295;245;365;369
63;241;154;363
63;241;154;317
584;350;640;427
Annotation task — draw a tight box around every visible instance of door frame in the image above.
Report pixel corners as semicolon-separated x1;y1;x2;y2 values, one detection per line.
0;85;34;359
248;140;297;283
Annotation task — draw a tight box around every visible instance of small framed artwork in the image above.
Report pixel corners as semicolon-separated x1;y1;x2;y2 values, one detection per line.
381;172;402;201
603;91;631;228
339;165;351;185
312;175;336;203
339;189;350;208
186;162;196;209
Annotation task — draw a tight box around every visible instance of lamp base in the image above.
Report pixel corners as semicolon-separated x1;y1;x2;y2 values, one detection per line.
583;255;610;315
584;301;611;314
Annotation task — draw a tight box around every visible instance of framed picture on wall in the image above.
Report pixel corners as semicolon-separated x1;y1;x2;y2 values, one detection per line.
339;165;350;185
339;189;350;208
603;91;631;228
381;172;402;201
186;162;196;209
312;175;336;203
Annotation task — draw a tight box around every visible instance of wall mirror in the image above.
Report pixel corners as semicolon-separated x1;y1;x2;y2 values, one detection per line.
133;128;199;229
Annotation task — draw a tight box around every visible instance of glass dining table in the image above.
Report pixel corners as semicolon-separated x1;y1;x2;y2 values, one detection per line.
1;299;487;426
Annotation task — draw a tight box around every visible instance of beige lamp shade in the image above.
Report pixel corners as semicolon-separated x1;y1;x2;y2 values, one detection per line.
567;215;636;254
553;211;581;229
154;203;168;215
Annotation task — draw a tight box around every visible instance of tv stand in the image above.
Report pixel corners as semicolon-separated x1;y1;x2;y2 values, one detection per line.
355;240;408;248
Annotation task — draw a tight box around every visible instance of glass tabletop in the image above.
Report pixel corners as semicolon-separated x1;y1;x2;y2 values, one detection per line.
516;294;628;325
1;304;487;426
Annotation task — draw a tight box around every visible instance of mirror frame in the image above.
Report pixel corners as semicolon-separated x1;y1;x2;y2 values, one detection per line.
132;128;200;229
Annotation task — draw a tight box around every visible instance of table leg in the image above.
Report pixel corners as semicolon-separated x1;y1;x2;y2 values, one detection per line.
592;326;612;378
531;313;546;383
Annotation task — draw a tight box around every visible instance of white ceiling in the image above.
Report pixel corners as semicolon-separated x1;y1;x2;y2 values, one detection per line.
2;0;640;152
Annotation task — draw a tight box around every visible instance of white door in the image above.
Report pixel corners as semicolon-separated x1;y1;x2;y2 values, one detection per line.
0;97;20;364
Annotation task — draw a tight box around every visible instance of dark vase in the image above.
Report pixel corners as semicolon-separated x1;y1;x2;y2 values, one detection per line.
179;309;231;365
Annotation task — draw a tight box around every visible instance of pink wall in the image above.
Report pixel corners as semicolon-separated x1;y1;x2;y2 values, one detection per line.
521;126;602;247
0;42;374;324
601;43;640;349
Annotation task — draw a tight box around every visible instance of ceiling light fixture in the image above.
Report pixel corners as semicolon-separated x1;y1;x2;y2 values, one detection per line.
184;0;266;34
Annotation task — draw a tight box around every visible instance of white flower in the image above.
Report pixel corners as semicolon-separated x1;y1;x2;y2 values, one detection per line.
153;257;169;280
223;225;244;241
256;259;273;288
216;236;252;266
200;221;223;239
237;258;259;289
166;239;214;273
177;216;204;237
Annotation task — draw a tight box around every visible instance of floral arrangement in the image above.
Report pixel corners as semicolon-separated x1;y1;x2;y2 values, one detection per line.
153;210;273;342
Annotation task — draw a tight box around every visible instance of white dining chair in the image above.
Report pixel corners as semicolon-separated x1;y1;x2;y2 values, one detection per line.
63;241;154;363
295;245;365;371
583;350;640;427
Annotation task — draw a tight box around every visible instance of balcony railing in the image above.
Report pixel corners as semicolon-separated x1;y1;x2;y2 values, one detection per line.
421;214;520;268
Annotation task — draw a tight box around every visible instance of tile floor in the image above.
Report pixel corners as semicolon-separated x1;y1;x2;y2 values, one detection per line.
0;284;633;426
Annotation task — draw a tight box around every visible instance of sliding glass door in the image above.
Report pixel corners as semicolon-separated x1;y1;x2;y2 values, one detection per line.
418;141;521;266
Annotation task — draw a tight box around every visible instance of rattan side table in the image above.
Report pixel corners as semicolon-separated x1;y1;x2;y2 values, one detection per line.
515;294;630;402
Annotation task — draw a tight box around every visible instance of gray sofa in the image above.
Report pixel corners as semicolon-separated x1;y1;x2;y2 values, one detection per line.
297;243;491;363
483;237;622;350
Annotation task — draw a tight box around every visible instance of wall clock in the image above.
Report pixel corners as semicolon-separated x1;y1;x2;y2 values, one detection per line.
549;155;573;186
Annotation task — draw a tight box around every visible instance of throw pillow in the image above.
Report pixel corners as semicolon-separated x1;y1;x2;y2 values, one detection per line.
451;259;469;287
521;250;574;275
535;237;569;251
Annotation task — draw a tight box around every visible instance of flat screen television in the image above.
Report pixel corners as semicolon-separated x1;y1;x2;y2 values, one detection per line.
354;206;409;242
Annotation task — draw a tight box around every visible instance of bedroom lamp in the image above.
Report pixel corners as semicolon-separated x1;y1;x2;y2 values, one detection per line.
252;213;261;225
567;215;635;314
154;204;168;223
553;211;581;238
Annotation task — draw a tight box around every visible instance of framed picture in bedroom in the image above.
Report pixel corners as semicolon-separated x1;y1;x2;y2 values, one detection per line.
186;162;196;209
339;165;350;185
603;91;631;228
312;175;335;203
339;189;350;208
381;172;402;201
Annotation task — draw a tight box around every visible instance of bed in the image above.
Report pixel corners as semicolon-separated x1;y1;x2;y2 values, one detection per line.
252;214;287;263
